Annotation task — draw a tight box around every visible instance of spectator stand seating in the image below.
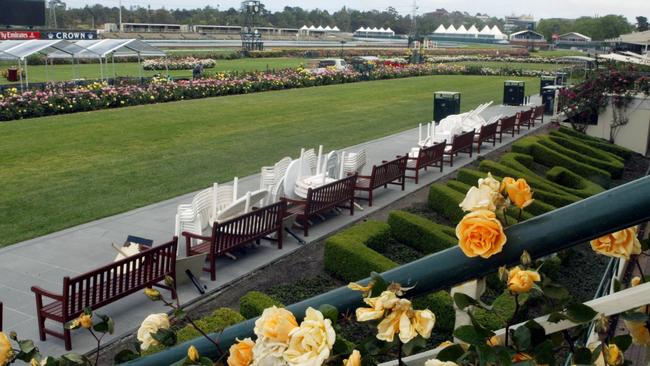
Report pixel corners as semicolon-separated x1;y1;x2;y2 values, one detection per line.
282;174;357;236
399;141;446;184
31;237;178;350
497;115;517;142
474;120;499;154
183;200;287;281
443;130;475;167
353;156;408;207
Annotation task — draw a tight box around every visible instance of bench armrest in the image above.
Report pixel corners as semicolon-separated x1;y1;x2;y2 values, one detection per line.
281;197;306;205
31;286;63;301
181;231;211;241
356;174;372;179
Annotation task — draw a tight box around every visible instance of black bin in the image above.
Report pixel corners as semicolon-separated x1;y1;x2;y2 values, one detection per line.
540;76;555;94
542;86;562;115
503;80;525;106
433;91;461;122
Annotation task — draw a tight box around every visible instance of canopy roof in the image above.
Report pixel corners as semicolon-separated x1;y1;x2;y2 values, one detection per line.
598;53;650;65
607;30;650;46
467;25;479;34
433;25;447;34
70;39;166;59
0;39;88;60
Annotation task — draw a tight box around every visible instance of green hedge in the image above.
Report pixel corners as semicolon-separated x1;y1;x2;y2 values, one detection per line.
453;169;556;216
555;127;633;160
324;220;396;282
499;153;598;199
428;183;466;224
240;291;284;319
539;136;624;178
413;290;455;332
512;138;611;188
143;308;245;355
387;210;457;254
545;166;605;197
548;134;624;164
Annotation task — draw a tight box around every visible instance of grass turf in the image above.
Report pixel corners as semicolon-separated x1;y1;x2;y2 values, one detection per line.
0;75;538;246
0;57;309;84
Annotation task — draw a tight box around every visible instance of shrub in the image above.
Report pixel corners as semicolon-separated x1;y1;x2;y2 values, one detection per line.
553;128;633;160
513;138;611;188
324;220;396;282
240;291;284;319
539;136;624;178
548;133;624;164
428;183;466;223
510;136;540;155
545;166;605;197
499;153;596;199
388;211;457;254
413;290;455;332
143;308;245;355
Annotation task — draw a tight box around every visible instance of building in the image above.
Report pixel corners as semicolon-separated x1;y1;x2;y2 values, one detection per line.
117;23;191;33
557;32;591;43
606;30;650;54
429;24;507;44
353;27;395;38
299;25;340;36
509;29;548;48
504;14;536;33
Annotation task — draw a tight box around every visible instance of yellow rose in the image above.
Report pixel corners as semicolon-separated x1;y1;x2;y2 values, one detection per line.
590;226;641;259
507;267;541;294
604;344;623;366
347;282;374;295
424;360;459;366
356;291;399;322
227;338;254;366
254;306;298;344
437;340;454;349
187;345;200;363
79;314;93;329
144;288;162;301
0;332;14;366
283;307;336;366
624;308;650;347
456;210;507;259
343;350;361;366
502;178;534;209
136;313;170;351
487;335;502;346
631;276;642;287
512;353;533;362
412;309;436;339
478;172;501;193
376;299;413;343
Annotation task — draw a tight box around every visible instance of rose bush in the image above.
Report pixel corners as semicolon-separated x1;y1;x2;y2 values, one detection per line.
136;313;171;351
590;226;641;259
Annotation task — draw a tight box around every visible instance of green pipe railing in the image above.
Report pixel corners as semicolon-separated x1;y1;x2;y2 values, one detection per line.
123;175;650;365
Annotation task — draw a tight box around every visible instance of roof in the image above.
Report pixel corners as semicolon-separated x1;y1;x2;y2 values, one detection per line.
0;39;88;60
65;39;166;59
510;30;545;40
558;32;592;41
608;30;650;46
598;52;650;65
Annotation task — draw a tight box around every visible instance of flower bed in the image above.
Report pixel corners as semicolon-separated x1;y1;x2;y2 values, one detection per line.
142;57;216;71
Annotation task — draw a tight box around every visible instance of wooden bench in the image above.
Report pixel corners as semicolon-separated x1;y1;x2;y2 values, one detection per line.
516;108;534;132
282;175;357;236
183;201;286;281
532;104;545;125
474;121;499;154
31;238;178;350
399;141;445;184
444;130;474;167
354;156;408;206
497;115;517;142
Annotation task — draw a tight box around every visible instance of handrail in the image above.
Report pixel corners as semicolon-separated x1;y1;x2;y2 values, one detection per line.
123;175;650;365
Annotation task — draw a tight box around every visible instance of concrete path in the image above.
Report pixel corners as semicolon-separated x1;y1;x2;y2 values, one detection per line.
0;97;544;357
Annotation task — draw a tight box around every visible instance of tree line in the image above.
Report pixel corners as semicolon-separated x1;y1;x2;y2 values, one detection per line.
536;15;643;41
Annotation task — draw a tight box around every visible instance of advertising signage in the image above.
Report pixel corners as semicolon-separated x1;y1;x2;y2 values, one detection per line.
0;30;41;40
42;31;98;40
0;0;46;26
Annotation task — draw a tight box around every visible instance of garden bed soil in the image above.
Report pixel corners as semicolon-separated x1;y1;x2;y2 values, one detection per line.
94;126;649;364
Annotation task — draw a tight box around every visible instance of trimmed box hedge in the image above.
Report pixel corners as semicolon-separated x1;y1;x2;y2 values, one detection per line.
512;138;611;188
548;133;624;164
388;210;457;254
555;127;633;160
240;291;284;319
324;220;396;282
539;136;623;178
545;166;605;197
428;183;466;224
413;290;455;332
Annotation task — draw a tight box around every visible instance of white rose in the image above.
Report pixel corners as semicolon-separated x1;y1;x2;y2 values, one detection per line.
478;172;500;193
252;340;289;366
136;313;170;350
459;185;499;212
425;360;459;366
283;308;336;366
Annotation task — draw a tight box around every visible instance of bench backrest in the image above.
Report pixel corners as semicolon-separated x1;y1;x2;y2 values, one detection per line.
62;238;178;318
370;156;408;189
451;130;475;151
419;141;446;166
479;121;499;139
500;115;517;131
212;200;286;255
306;174;357;215
517;109;533;124
533;104;545;118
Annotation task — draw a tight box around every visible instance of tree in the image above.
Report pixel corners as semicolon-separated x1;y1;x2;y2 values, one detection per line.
637;16;649;31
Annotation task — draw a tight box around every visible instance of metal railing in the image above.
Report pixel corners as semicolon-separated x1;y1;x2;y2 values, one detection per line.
123;175;650;365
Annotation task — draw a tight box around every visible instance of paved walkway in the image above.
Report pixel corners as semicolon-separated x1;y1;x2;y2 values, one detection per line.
0;97;545;356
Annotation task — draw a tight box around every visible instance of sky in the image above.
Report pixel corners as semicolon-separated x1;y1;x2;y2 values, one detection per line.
65;0;645;23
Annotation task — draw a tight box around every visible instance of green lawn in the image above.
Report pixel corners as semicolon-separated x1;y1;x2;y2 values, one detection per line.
0;75;539;246
0;57;309;84
453;61;568;71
